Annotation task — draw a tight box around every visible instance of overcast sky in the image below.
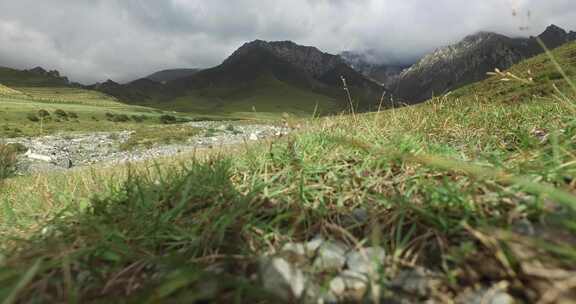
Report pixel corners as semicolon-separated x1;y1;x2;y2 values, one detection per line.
0;0;575;84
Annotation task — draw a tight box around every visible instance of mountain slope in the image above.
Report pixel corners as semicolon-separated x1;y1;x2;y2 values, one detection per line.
93;40;387;117
168;40;386;111
0;66;71;87
395;25;576;104
0;83;26;96
146;69;201;83
452;41;576;103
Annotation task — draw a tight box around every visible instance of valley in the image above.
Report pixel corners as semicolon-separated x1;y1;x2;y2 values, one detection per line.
1;18;576;304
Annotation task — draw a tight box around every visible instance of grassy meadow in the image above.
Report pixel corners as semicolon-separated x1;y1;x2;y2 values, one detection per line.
141;74;339;120
0;86;195;138
0;43;575;302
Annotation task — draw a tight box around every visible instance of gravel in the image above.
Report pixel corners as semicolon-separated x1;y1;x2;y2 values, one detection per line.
1;121;290;175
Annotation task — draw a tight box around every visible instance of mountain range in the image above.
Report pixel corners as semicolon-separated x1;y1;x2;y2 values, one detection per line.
393;24;576;103
1;24;575;114
87;40;388;116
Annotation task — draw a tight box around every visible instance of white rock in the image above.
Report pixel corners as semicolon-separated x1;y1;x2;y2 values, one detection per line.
260;257;307;301
305;236;324;258
456;288;515;304
390;268;441;297
313;241;348;272
25;150;53;162
329;276;346;296
249;133;259;141
281;242;311;265
346;246;386;275
282;242;307;256
340;270;369;291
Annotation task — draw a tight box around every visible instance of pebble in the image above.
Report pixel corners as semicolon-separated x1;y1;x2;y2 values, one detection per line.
281;242;309;265
305;236;325;258
389;268;442;297
329;276;346;295
313;241;348;272
345;246;386;275
259;257;307;301
456;287;515;304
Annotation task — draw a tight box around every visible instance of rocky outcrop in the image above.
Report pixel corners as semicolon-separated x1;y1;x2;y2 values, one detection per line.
394;24;576;104
228;40;344;78
27;66;70;84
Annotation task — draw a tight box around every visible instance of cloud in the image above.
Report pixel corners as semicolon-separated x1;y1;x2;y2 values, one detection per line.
0;0;574;83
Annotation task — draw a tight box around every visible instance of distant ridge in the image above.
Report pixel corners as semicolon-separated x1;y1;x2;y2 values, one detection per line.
0;66;71;87
145;69;201;83
393;24;576;103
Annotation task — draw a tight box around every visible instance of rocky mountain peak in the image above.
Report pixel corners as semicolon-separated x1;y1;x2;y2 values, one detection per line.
227;39;344;77
537;24;573;45
541;24;567;36
395;24;576;103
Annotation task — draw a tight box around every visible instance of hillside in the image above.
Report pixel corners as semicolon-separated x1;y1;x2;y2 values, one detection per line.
452;41;576;102
394;24;576;103
0;83;25;96
0;72;190;138
0;66;71;87
145;68;201;83
91;40;387;118
2;40;576;303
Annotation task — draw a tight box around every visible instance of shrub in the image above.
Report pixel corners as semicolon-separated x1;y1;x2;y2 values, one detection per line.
159;115;177;124
112;114;130;122
38;109;51;118
27;113;39;122
54;109;68;117
5;143;27;154
0;144;18;180
131;115;145;123
105;112;130;122
67;111;78;118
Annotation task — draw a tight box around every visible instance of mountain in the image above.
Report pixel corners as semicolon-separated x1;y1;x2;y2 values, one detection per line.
0;66;71;87
339;51;410;90
87;78;174;104
145;69;201;83
394;24;576;104
93;40;387;117
452;40;576;104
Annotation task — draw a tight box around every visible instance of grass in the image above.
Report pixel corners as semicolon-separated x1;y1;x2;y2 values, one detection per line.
0;144;18;180
119;125;202;151
0;85;195;138
1;43;576;303
452;41;576;103
140;74;339;120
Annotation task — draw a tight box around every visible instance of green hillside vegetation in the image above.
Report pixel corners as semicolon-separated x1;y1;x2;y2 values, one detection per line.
452;41;576;102
0;84;25;96
0;67;69;87
0;83;191;138
154;74;338;119
1;41;576;302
